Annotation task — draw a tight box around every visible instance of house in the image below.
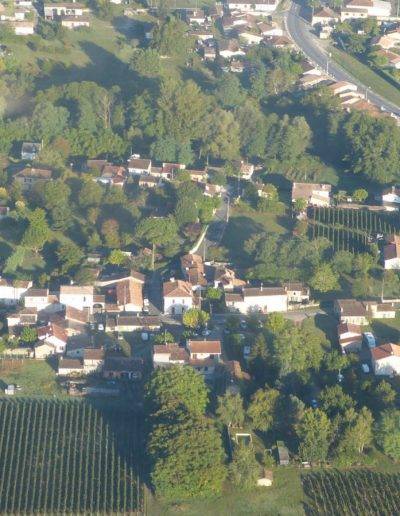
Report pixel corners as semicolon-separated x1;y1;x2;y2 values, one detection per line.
12;21;35;35
180;253;207;291
225;286;288;314
153;343;189;367
374;49;400;69
263;35;294;49
61;15;90;29
204;46;217;60
190;28;214;41
383;235;400;269
311;6;339;26
163;279;194;315
187;168;208;183
14;168;53;191
105;314;161;332
334;299;369;325
206;262;246;290
83;348;105;373
59;285;94;312
7;307;38;331
44;2;89;20
17;140;37;160
233;160;254;180
103;356;142;380
382;185;400;209
138;175;159;188
328;81;358;96
238;30;264;45
109;278;143;312
94;163;127;186
186;8;206;25
24;288;51;312
0;278;32;305
340;0;391;21
366;301;396;319
283;282;310;303
187;339;222;377
373;28;400;50
57;358;84;376
257;21;283;37
218;39;246;59
299;74;327;89
34;341;57;359
203;183;223;197
227;0;279;15
37;322;68;354
291;182;332;207
337;322;363;353
371;343;400;376
127;156;152;175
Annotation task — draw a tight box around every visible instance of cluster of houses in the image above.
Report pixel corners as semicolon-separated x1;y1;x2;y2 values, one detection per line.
312;0;393;33
0;0;92;35
335;298;400;376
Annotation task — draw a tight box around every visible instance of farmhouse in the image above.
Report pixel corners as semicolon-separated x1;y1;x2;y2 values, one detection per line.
283;282;310;303
59;285;95;312
371;343;400;376
105;314;161;332
127;156;152;175
187;339;222;377
291;182;331;207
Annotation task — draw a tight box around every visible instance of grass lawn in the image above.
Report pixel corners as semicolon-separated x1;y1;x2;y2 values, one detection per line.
330;47;400;109
147;467;305;516
370;313;400;344
0;359;65;397
222;203;291;265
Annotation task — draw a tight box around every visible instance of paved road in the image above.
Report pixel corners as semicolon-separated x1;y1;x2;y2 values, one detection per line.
285;1;400;116
197;187;231;258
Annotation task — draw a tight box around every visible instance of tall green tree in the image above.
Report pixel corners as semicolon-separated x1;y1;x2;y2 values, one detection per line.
296;409;331;463
135;216;178;269
216;392;245;428
21;208;51;253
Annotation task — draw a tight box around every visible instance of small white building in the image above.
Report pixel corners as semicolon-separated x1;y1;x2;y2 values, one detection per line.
187;339;222;361
371;343;400;376
334;299;369;325
153;343;189;367
163;280;194;315
24;288;50;312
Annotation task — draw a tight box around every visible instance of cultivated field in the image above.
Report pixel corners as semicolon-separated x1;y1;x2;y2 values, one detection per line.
308;207;400;253
302;469;400;515
0;398;142;514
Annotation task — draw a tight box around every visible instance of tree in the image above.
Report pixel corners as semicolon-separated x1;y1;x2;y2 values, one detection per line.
296;409;331;463
376;410;400;461
21;208;51;253
101;219;120;248
332;250;354;275
247;388;280;431
135;216;178;269
20;326;37;344
293;198;307;212
309;263;339;293
40;180;71;211
336;406;373;465
145;365;209;416
205;287;222;313
320;385;355;418
57;241;84;274
148;409;226;500
78;181;103;209
31;101;69;142
182;308;210;329
130;48;160;77
216;392;245;428
373;380;396;408
50;204;72;231
214;74;245;109
352;188;368;203
153;332;175;345
107;249;128;266
229;445;260;491
201;109;241;161
174;197;198;227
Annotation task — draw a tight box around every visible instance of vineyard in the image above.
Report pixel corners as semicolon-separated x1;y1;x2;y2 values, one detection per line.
308;207;400;253
302;470;400;515
0;398;142;514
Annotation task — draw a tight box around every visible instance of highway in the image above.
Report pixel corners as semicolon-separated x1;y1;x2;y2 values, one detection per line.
285;1;400;116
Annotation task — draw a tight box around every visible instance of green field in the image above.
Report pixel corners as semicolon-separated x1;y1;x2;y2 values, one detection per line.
0;360;64;397
330;47;400;109
0;398;142;513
